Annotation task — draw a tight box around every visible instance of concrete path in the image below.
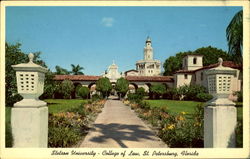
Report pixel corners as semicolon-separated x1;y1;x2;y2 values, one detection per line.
80;97;167;148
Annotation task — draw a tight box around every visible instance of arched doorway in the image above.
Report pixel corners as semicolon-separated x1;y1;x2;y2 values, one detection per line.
88;83;97;98
128;83;138;93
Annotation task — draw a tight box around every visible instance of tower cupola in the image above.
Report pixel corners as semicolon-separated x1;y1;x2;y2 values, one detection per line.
144;36;153;60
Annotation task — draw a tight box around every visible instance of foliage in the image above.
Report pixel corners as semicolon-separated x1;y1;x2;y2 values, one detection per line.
163;46;231;75
226;10;243;64
5;42;47;106
236;119;243;147
127;88;146;103
159;104;204;147
176;84;208;101
48;100;105;147
234;91;243;102
96;77;112;98
150;84;167;99
163;88;179;100
115;77;129;99
5;107;13;147
48;112;88;147
77;86;90;99
40;71;56;99
70;64;84;75
91;94;102;102
59;80;75;99
55;65;70;75
136;87;146;97
196;93;213;102
127;93;142;103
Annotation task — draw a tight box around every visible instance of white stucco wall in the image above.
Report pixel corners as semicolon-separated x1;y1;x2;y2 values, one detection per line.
175;73;193;87
182;55;203;71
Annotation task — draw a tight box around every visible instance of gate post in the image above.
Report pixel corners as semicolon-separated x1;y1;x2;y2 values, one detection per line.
11;53;48;147
204;58;237;147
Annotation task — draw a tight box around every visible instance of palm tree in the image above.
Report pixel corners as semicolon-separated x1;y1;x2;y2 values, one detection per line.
70;64;84;75
55;65;70;75
226;10;243;63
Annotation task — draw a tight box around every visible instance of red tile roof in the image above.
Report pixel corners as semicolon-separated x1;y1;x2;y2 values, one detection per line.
54;75;101;81
175;61;242;74
125;76;174;82
54;75;174;83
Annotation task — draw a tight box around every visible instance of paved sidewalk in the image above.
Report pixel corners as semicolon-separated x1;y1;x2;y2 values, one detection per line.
80;97;167;148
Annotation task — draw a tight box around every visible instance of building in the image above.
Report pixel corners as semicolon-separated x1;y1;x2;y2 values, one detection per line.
136;37;161;76
102;61;122;83
174;54;242;100
54;37;242;100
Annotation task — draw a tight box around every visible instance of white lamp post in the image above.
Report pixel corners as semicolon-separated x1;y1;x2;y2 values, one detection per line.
11;53;48;147
204;58;237;147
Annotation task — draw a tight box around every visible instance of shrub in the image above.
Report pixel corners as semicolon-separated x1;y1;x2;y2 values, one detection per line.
48;112;89;147
6;94;22;107
150;84;167;99
59;80;74;99
159;104;204;147
163;88;179;100
176;84;208;101
91;94;102;101
196;93;213;102
234;91;243;102
136;87;146;97
77;86;90;99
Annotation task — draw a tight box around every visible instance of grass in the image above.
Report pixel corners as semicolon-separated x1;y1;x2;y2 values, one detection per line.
146;100;243;120
45;99;87;114
146;99;202;115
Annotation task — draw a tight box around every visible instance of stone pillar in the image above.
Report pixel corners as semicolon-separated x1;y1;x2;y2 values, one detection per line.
11;53;48;147
204;58;237;148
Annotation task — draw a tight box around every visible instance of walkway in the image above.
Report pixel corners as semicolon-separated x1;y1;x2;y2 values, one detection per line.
80;97;167;148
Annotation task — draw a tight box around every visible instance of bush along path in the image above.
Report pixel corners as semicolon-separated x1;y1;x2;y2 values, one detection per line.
123;100;204;148
80;97;167;148
48;100;106;147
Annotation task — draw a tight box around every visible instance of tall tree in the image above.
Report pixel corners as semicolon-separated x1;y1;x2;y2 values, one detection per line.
5;42;47;106
226;10;243;63
55;65;70;75
115;77;129;99
96;77;112;98
70;64;84;75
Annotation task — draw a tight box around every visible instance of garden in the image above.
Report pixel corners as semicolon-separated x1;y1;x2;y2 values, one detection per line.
124;84;243;148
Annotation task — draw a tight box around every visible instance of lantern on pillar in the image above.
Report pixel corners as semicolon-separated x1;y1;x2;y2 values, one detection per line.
12;53;48;107
11;53;48;147
204;58;238;148
206;58;237;106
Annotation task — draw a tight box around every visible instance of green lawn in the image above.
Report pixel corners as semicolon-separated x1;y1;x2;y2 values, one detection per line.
146;99;243;121
146;99;202;114
45;99;87;114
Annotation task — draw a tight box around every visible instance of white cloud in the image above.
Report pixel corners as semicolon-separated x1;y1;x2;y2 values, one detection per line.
101;17;114;27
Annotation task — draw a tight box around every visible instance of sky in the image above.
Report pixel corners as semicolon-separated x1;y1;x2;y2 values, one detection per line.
6;6;242;75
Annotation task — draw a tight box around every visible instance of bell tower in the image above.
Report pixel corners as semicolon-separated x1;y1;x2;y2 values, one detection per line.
144;36;153;60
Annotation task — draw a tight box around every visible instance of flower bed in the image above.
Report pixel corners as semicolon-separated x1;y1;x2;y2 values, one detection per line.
48;100;105;147
123;100;204;148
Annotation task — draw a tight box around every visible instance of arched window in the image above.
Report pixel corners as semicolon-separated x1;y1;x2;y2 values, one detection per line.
184;74;188;79
193;57;197;64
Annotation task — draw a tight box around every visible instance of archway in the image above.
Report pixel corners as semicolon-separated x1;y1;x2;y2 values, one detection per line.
88;83;97;98
128;83;138;93
73;82;82;99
